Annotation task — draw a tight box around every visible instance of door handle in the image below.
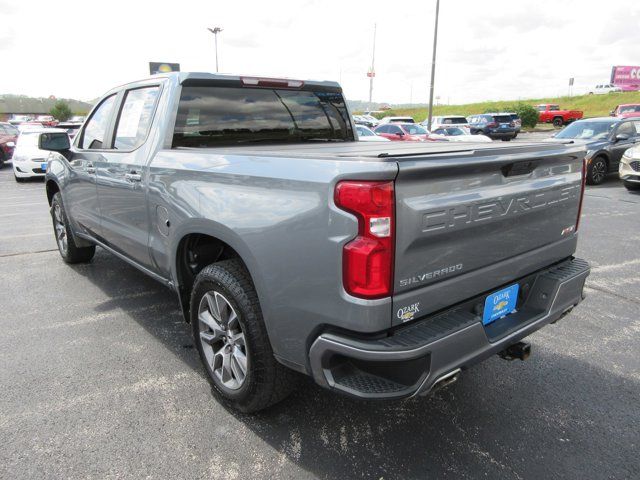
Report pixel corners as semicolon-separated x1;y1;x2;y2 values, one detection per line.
125;172;142;182
86;163;95;174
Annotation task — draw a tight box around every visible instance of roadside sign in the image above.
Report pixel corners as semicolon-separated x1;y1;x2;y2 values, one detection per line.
569;77;574;86
367;68;375;78
149;62;180;75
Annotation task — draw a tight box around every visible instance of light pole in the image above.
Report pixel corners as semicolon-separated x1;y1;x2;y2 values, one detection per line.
368;23;377;110
207;27;223;73
426;0;440;131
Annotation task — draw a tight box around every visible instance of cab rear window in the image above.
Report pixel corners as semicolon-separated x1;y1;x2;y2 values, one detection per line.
172;86;353;147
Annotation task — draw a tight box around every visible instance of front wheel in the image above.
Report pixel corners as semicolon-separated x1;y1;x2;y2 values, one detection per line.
623;180;640;191
50;192;96;263
191;259;297;412
552;117;564;127
586;157;608;185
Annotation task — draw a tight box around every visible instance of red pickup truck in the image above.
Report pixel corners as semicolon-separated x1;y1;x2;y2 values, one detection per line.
535;104;583;127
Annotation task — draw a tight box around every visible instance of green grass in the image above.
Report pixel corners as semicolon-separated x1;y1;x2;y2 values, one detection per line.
359;91;640;123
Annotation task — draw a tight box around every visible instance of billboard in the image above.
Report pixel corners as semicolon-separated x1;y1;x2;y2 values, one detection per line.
149;62;180;75
610;66;640;91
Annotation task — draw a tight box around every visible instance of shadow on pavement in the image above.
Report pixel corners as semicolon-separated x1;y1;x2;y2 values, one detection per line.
72;250;639;480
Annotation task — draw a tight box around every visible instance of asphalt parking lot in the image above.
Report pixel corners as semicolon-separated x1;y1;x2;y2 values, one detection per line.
1;149;639;479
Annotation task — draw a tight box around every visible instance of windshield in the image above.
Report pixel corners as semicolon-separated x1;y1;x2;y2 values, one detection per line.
402;125;427;135
16;132;40;147
620;105;640;113
173;85;353;147
442;117;467;124
435;127;466;136
356;126;374;136
555;121;616;140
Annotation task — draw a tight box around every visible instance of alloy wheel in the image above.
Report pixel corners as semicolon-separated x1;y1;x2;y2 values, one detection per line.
592;160;606;184
53;203;68;253
198;291;248;390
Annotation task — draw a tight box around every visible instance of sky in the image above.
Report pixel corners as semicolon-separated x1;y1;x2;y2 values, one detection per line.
1;0;639;105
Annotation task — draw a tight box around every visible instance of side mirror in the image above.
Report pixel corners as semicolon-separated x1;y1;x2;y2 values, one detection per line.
615;133;630;142
39;132;70;152
610;110;616;117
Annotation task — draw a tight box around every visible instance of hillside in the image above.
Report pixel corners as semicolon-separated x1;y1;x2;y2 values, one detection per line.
359;91;640;123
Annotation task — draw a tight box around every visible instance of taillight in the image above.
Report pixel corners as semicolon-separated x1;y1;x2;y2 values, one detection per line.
575;157;587;231
334;181;395;299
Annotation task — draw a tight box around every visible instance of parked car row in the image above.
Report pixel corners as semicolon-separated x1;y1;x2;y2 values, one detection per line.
364;112;522;142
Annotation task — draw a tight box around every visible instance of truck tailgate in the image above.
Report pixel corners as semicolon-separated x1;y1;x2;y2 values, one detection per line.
392;143;585;326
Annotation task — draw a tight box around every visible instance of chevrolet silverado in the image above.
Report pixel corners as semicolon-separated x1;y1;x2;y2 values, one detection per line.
41;73;590;412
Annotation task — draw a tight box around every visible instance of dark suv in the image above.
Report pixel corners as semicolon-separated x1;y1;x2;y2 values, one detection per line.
468;114;517;141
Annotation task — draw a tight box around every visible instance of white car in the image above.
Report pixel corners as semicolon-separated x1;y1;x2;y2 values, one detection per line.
377;116;415;125
422;115;469;130
431;126;492;143
589;84;622;95
18;122;45;133
619;145;640;191
355;125;390;142
12;129;67;182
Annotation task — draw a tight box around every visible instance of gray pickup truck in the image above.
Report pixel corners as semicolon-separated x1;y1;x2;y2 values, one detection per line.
41;73;590;412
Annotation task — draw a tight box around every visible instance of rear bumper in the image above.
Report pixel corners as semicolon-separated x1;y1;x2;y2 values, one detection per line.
487;130;517;138
309;257;589;400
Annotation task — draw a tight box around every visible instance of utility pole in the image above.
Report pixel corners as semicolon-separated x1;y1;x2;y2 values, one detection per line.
426;0;440;131
368;23;377;110
207;27;223;73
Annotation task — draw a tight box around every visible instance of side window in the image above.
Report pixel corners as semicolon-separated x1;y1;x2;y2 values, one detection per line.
113;86;160;150
388;125;402;134
81;95;116;150
377;125;389;133
617;122;636;137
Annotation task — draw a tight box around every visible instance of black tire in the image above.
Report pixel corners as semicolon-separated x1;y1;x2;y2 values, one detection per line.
14;173;25;183
552;117;564;127
50;192;96;263
586;156;608;185
623;181;640;191
501;137;511;141
0;151;5;168
190;258;297;412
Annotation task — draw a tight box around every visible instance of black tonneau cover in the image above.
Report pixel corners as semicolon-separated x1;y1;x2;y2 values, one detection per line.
174;140;574;161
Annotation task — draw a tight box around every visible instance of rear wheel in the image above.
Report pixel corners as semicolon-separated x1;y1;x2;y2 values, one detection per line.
586;157;608;185
623;181;640;191
552;117;564;127
190;259;297;412
50;192;96;263
0;151;5;168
